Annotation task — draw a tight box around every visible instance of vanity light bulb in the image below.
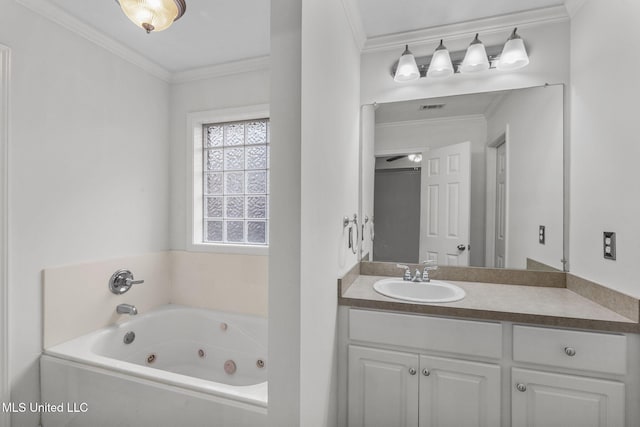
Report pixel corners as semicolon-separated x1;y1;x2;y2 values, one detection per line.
497;28;530;71
408;154;422;163
460;34;490;73
426;40;454;78
394;45;420;82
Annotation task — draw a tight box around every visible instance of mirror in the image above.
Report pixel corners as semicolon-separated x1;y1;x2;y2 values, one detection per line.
360;85;565;271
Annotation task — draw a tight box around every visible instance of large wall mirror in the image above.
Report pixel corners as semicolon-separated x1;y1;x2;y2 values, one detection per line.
360;84;565;271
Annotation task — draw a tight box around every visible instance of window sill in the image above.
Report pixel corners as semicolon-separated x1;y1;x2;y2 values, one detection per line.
187;242;269;256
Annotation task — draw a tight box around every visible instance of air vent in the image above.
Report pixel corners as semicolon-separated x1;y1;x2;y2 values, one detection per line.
419;104;445;110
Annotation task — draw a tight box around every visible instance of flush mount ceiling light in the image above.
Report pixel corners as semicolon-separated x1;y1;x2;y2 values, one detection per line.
116;0;187;34
394;45;420;82
497;28;530;71
390;28;529;82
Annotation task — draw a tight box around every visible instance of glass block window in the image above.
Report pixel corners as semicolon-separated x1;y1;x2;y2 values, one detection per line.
203;118;269;245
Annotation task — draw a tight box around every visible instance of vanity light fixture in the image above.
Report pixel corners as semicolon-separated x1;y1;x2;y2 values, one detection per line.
497;28;530;71
426;40;454;78
460;34;490;73
391;28;529;82
116;0;187;34
393;45;420;82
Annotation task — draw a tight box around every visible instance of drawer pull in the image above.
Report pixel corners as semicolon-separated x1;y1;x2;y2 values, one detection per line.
422;368;430;376
516;383;527;392
409;368;417;375
564;347;577;357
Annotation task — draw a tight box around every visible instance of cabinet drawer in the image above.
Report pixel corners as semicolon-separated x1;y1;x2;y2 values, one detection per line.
349;309;502;359
513;325;626;375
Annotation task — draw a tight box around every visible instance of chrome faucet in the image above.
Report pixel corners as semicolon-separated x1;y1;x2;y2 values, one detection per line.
397;264;412;281
422;260;438;282
116;303;138;316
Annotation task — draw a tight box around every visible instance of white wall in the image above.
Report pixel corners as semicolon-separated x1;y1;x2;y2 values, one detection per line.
1;2;170;426
570;0;640;297
486;85;564;270
169;69;270;250
375;116;487;266
361;21;570;105
298;0;361;425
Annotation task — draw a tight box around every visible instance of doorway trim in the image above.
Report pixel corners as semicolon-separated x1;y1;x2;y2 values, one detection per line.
0;43;10;427
485;128;508;268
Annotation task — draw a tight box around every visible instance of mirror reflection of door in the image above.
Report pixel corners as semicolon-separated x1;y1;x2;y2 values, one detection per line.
373;164;421;263
421;141;471;266
494;141;507;267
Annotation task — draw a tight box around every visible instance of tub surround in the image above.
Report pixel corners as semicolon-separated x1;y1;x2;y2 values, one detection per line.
43;251;268;349
339;262;640;333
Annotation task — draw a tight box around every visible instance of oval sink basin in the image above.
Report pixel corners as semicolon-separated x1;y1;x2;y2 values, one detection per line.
373;278;465;303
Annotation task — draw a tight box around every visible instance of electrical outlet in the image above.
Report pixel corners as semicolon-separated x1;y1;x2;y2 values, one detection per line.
539;225;545;245
603;232;616;260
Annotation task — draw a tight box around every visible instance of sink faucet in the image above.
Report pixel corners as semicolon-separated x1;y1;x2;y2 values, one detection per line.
116;303;138;316
397;264;412;281
422;260;438;282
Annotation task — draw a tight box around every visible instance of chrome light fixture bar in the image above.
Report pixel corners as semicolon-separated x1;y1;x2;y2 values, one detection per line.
116;0;187;33
391;28;529;81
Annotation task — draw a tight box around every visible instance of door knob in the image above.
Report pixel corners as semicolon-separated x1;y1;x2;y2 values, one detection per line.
457;244;467;251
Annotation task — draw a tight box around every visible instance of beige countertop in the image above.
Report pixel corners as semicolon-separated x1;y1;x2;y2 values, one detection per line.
340;275;639;333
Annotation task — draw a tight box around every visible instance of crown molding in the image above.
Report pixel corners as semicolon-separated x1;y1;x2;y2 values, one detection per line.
340;0;367;50
15;0;171;82
564;0;588;18
363;5;569;53
376;114;486;129
171;56;270;84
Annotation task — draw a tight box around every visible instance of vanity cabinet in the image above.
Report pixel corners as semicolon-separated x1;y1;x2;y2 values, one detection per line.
342;309;633;427
348;346;500;427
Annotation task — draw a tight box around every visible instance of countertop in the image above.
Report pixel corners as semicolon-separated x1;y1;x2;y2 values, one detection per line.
339;274;639;333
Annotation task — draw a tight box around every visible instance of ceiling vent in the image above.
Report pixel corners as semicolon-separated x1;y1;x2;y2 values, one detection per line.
419;104;445;110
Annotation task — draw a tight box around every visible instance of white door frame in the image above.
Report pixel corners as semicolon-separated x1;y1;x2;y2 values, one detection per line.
0;44;10;427
485;128;508;268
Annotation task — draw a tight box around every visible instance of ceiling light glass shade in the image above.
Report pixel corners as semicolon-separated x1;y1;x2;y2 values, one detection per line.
426;40;454;78
408;154;422;163
497;28;530;71
460;34;489;73
394;45;420;82
117;0;186;33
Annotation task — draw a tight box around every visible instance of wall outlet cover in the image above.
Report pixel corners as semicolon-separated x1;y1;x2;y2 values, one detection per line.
603;232;616;260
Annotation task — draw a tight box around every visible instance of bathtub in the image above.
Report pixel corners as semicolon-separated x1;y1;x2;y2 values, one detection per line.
40;305;268;427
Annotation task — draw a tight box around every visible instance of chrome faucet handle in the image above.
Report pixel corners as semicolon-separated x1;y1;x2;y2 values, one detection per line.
421;261;438;282
109;269;144;295
396;264;412;281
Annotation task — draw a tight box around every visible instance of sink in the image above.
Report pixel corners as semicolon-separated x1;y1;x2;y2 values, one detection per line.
373;278;465;303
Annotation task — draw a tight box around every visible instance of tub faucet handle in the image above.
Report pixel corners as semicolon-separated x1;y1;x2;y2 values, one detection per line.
109;269;144;295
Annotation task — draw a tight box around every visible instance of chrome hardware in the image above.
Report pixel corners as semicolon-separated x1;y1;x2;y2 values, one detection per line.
516;383;527;392
343;214;359;254
408;367;417;375
116;303;138;316
457;244;467;251
422;260;438;282
564;347;576;357
422;368;430;376
109;269;144;295
397;264;411;281
123;331;135;344
256;359;265;368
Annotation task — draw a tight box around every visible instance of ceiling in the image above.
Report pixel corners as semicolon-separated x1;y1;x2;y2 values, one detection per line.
375;91;508;124
38;0;566;74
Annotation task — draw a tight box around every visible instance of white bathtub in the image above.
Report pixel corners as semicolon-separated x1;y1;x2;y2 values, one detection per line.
41;305;268;427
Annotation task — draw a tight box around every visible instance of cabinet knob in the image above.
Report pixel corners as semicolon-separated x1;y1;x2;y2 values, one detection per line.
564;347;576;357
408;368;417;375
422;368;430;376
516;383;527;392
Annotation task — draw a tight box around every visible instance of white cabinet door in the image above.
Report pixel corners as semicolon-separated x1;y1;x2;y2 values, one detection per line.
419;355;500;427
512;368;625;427
348;345;419;427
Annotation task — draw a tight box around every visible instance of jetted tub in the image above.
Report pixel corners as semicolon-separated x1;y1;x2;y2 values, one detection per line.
40;305;267;427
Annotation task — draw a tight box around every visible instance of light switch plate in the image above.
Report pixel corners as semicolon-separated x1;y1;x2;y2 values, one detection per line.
539;225;545;245
603;232;616;260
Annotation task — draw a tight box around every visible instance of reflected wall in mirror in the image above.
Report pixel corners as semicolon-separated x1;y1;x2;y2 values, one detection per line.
360;85;564;271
